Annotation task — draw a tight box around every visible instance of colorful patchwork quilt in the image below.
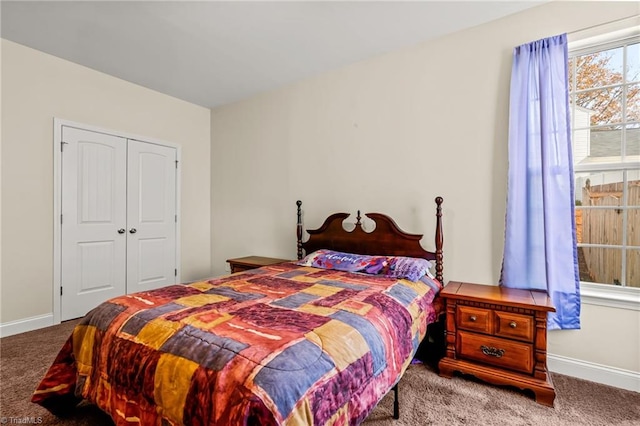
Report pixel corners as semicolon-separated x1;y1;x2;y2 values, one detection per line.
32;262;442;425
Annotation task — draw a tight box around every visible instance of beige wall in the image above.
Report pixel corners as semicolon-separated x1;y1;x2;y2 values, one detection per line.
1;39;212;323
210;0;640;377
549;302;639;371
0;35;3;325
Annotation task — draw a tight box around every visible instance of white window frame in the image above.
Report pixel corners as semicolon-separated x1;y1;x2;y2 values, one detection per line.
569;23;640;311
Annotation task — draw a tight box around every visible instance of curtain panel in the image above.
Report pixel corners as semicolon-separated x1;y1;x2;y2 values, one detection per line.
501;33;581;330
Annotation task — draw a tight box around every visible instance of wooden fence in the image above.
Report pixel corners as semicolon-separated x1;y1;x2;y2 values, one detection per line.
577;180;639;287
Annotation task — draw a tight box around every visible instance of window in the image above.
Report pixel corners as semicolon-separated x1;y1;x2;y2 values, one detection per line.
569;30;640;293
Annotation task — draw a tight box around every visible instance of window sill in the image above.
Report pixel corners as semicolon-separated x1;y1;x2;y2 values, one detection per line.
580;282;640;311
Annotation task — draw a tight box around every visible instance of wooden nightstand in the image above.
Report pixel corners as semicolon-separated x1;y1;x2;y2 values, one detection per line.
226;256;290;274
438;281;556;406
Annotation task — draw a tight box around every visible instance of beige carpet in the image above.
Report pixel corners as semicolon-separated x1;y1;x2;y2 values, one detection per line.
1;320;639;425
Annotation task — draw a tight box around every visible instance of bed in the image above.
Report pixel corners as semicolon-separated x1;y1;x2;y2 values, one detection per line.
33;197;445;425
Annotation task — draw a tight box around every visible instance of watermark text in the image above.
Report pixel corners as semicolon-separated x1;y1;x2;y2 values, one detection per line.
0;417;44;424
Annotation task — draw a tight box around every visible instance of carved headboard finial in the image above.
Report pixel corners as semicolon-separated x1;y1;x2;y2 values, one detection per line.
356;210;362;227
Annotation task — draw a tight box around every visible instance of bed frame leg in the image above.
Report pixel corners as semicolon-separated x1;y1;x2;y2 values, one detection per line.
393;384;399;419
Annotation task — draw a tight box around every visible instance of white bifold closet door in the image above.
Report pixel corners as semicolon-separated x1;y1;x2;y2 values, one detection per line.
60;126;177;320
126;139;177;294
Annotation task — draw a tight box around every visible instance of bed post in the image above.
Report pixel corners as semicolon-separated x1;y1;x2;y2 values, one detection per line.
435;196;443;283
392;384;400;419
296;200;303;260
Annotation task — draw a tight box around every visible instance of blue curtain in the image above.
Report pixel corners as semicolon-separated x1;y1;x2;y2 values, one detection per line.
501;34;581;330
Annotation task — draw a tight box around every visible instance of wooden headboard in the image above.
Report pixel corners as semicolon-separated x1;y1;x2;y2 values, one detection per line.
296;197;444;283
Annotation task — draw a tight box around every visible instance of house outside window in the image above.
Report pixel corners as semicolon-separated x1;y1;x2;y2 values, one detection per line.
569;29;640;293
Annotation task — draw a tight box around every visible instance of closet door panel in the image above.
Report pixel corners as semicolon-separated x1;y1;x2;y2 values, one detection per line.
60;127;127;320
126;140;177;293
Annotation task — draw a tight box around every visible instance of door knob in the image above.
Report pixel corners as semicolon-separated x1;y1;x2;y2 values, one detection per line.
117;228;126;234
129;228;137;234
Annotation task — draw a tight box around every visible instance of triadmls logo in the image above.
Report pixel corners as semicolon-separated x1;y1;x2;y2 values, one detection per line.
0;417;44;424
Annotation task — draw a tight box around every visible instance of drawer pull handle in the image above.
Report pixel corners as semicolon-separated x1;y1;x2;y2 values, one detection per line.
481;345;505;358
469;315;477;322
509;321;517;328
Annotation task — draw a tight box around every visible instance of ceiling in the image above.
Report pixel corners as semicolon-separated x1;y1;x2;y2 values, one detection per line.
1;1;544;108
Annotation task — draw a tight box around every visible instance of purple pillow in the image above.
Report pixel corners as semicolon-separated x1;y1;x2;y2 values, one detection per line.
296;249;377;272
297;250;432;282
384;256;433;282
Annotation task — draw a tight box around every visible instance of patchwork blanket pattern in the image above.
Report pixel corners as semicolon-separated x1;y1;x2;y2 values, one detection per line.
32;262;441;425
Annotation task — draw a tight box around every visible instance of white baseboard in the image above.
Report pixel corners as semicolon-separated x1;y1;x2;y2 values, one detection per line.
0;314;54;338
548;353;640;393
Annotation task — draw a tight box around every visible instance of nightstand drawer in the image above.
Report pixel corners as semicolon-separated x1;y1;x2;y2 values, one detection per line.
230;264;256;273
457;306;492;334
458;331;534;375
495;311;534;342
